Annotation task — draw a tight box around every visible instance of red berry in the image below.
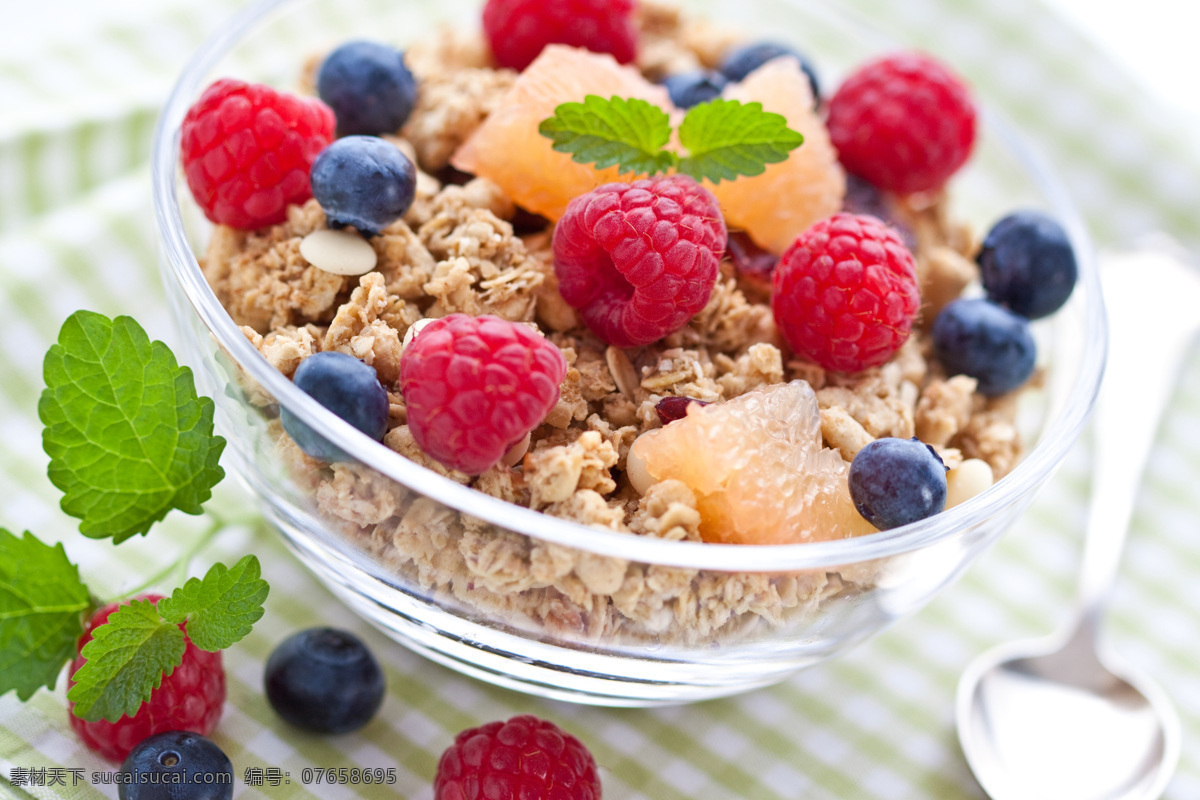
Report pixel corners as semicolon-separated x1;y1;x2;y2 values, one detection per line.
434;715;602;800
67;595;225;763
482;0;638;71
400;315;567;475
826;52;976;195
655;395;709;425
726;230;778;299
552;175;726;348
181;78;335;229
771;213;920;373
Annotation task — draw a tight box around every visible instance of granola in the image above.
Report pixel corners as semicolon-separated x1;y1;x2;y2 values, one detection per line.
202;11;1034;647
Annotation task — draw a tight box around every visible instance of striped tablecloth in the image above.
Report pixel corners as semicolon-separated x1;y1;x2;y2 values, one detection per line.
2;0;1198;797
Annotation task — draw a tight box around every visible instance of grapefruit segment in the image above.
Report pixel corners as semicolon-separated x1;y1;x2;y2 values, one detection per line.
451;45;673;222
712;59;846;255
628;381;876;545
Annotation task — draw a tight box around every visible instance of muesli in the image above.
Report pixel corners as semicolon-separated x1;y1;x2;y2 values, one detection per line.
186;1;1073;645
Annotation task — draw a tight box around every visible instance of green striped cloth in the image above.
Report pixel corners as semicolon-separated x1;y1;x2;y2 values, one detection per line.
2;0;1198;798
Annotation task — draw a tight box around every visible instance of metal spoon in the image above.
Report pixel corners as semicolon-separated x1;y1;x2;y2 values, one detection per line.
957;246;1191;800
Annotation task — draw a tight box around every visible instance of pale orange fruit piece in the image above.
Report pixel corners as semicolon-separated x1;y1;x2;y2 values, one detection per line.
451;45;673;222
629;382;876;545
711;59;846;255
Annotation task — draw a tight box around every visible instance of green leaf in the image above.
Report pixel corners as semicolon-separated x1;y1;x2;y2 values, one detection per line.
39;311;226;543
677;99;804;184
66;598;185;723
156;556;269;651
0;530;92;700
539;95;678;176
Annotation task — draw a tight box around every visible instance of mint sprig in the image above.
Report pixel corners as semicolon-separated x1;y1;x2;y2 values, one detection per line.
0;529;93;700
66;598;186;723
538;95;804;184
0;536;269;722
64;558;269;723
157;555;268;651
39;311;226;543
677;99;804;182
0;311;271;723
538;95;676;176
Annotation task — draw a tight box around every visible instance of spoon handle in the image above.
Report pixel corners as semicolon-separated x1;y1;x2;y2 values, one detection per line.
1078;249;1200;628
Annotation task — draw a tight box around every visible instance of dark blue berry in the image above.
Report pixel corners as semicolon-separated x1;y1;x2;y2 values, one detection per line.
978;210;1077;319
118;731;233;800
932;298;1037;396
311;136;416;236
663;70;728;109
720;41;820;104
849;438;947;531
842;174;917;251
281;351;389;461
265;628;385;734
317;41;417;136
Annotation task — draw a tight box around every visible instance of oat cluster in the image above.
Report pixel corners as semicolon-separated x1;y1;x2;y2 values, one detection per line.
201;2;1029;645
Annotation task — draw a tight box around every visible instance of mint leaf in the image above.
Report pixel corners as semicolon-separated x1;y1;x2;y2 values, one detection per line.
156;556;268;651
677;99;804;184
539;95;677;176
39;311;226;543
66;598;185;723
0;530;92;700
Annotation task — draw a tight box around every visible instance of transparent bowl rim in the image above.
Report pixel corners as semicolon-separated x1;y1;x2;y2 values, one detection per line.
152;0;1107;572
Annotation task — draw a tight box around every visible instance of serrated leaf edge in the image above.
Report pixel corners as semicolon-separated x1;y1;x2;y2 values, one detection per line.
539;95;677;176
39;310;227;544
156;555;268;652
66;598;185;723
677;99;804;185
0;530;93;700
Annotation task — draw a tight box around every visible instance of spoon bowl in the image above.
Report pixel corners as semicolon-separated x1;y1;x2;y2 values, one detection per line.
959;627;1180;799
957;245;1193;799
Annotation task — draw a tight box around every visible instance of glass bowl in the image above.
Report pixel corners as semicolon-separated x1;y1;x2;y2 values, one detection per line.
152;0;1105;705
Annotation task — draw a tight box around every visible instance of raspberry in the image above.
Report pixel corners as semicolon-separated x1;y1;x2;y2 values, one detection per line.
771;213;919;373
400;315;567;475
434;715;601;800
68;595;225;763
826;52;976;195
181;78;335;229
552;175;726;348
482;0;638;71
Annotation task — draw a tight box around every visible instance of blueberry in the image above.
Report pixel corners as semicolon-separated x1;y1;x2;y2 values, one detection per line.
118;731;232;800
265;628;385;734
317;40;417;136
281;351;389;461
849;438;948;531
663;69;728;109
720;41;820;104
932;298;1037;396
978;210;1078;319
842;174;916;251
311;136;416;236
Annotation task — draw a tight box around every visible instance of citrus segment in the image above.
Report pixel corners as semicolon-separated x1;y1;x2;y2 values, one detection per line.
629;381;876;545
451;45;673;221
712;59;845;255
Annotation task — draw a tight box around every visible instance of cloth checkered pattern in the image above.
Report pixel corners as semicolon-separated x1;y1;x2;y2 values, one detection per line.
1;0;1198;797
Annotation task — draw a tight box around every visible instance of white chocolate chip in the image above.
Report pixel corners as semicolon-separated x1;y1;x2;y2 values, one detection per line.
946;458;994;508
299;228;378;276
401;318;436;351
625;434;659;495
501;432;531;468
